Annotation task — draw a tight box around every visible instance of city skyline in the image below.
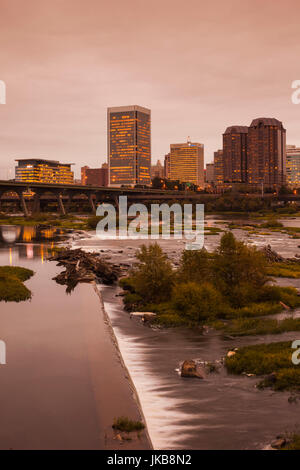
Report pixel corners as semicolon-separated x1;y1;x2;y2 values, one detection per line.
1;0;300;179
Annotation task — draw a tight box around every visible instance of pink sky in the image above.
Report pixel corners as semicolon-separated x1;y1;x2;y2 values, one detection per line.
0;0;300;178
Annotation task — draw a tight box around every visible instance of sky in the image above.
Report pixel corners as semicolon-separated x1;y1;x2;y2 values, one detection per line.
0;0;300;179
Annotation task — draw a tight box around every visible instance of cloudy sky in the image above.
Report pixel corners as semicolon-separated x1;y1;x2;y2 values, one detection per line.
0;0;300;178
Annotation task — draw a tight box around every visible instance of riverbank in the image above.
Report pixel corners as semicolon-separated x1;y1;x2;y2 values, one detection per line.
0;244;151;450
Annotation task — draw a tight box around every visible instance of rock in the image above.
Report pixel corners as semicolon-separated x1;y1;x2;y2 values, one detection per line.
261;245;284;263
142;312;157;323
227;351;236;358
130;312;146;318
181;360;205;379
271;438;286;449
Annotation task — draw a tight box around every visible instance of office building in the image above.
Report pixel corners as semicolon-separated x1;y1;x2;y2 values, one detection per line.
223;126;248;183
205;163;215;184
107;105;151;186
169;139;204;186
213;150;224;185
286;145;300;186
15;159;74;184
247;118;286;186
81;165;108;186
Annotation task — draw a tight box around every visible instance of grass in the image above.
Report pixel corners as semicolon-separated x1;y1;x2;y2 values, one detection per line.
112;416;145;433
266;262;300;278
225;341;300;391
223;317;300;337
282;434;300;450
0;214;88;230
0;265;34;302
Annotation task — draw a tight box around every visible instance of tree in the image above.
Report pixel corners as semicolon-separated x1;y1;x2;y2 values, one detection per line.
131;243;174;303
177;248;211;284
213;232;269;307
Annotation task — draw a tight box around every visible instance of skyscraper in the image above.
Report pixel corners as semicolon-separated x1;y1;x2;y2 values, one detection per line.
107;105;151;186
164;153;170;179
247;118;286;186
169;139;204;186
205;163;215;184
213;150;224;185
223;126;248;183
286;145;300;186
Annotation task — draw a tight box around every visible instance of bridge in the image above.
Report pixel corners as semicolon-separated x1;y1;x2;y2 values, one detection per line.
0;180;209;216
0;180;299;216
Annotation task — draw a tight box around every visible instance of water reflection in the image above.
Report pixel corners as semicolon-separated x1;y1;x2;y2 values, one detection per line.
0;225;65;245
0;224;61;264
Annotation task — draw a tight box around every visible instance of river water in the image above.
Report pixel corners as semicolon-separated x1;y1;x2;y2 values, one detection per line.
1;218;300;449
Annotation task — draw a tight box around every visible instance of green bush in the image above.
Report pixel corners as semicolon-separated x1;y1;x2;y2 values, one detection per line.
172;282;223;321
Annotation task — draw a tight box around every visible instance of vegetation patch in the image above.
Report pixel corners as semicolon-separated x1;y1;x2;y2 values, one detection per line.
0;265;34;302
120;233;299;329
225;341;300;391
112;416;145;433
266;262;300;278
282;434;300;450
223;317;300;337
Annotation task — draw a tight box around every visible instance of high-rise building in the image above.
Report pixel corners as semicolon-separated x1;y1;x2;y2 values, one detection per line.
107;105;151;186
286;145;300;186
213;150;224;185
205;163;215;184
223;126;248;183
81;165;108;186
247;118;286;186
169;139;204;186
15;159;74;184
150;160;164;179
164;153;170;179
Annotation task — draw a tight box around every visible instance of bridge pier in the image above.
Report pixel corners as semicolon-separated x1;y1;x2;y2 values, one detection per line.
89;193;96;213
18;191;29;217
32;193;41;213
56;193;66;215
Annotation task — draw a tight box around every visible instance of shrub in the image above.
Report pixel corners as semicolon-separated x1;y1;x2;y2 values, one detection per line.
172;282;223;322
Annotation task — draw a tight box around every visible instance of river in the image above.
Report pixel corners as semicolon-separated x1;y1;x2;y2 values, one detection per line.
0;218;300;449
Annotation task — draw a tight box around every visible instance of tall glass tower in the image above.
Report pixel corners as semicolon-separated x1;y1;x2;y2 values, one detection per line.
107;105;151;186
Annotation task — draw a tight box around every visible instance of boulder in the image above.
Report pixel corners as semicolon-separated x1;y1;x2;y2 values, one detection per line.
271;438;286;449
181;360;205;379
142;312;157;323
227;351;236;358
